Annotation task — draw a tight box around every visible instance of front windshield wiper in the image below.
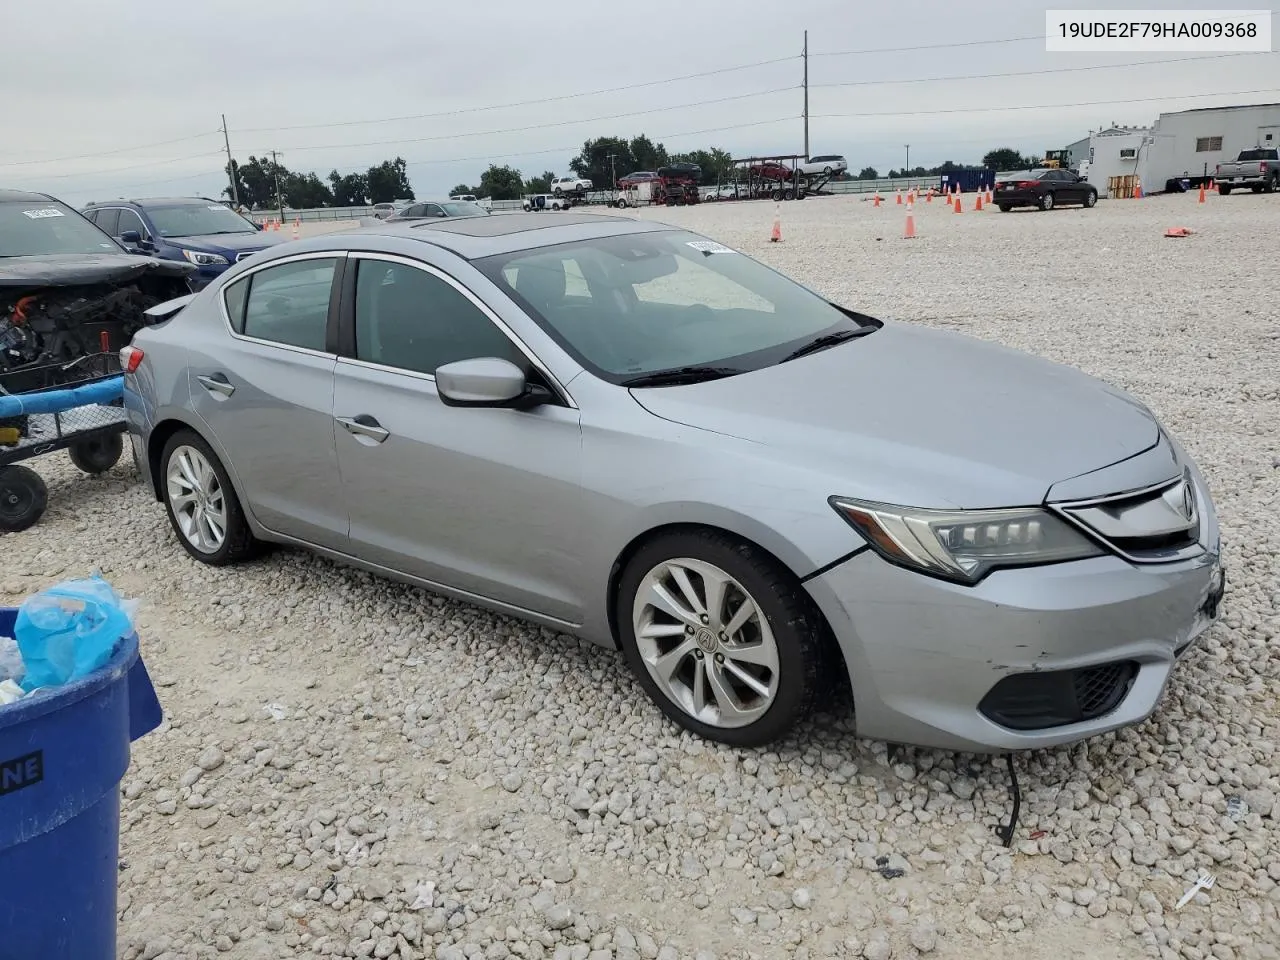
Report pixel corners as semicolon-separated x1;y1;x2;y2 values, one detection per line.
780;327;874;363
619;365;744;388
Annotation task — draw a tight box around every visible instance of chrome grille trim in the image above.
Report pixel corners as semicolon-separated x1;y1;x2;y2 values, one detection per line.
1049;471;1204;564
235;251;256;262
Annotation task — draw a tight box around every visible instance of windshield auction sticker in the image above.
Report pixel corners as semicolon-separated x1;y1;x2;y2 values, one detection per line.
686;241;735;254
1046;9;1271;51
22;208;66;219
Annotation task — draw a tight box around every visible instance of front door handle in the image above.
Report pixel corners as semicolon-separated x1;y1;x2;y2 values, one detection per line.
336;415;390;445
196;373;235;398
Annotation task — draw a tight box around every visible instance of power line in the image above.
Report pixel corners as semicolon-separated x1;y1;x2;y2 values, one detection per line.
812;51;1277;91
811;35;1043;57
231;55;801;134
0;130;221;168
811;86;1280;121
33;150;226;181
278;86;796;154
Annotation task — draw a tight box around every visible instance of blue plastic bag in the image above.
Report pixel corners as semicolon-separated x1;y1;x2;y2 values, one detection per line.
14;575;137;691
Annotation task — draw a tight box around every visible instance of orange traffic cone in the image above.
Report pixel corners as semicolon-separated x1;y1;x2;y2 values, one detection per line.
1198;183;1206;203
873;191;881;207
271;219;280;231
953;194;962;213
291;217;300;240
926;188;933;203
903;196;916;239
769;206;782;242
975;191;984;211
1134;178;1143;199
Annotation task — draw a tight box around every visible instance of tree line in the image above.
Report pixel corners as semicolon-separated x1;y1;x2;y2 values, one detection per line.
222;140;1048;209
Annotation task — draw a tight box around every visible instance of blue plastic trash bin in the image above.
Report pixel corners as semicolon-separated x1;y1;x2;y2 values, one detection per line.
0;606;163;960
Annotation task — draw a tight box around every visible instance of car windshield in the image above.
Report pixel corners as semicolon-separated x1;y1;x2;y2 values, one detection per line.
145;203;258;238
476;230;875;382
0;200;121;257
441;201;488;217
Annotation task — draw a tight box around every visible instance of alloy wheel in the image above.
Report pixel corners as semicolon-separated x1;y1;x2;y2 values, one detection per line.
166;445;228;554
631;557;780;728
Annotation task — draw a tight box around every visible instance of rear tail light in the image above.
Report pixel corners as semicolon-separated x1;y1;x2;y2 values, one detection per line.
1016;181;1040;189
120;345;144;374
1262;162;1269;174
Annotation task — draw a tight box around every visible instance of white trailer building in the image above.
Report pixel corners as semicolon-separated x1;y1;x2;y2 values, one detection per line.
1141;102;1280;191
1078;127;1150;197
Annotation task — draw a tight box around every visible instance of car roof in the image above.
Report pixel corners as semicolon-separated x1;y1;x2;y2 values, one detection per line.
0;189;56;203
85;197;224;208
283;212;673;260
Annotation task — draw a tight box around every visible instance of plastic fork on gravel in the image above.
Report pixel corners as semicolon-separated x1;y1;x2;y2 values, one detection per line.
1175;872;1215;910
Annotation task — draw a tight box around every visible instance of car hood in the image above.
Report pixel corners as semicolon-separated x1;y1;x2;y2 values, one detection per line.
166;232;287;253
628;322;1161;509
0;253;196;289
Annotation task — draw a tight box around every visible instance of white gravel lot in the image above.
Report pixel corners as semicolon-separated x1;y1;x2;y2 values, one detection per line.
3;191;1278;960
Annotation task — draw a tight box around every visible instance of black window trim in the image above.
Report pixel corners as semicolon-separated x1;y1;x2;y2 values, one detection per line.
334;251;577;410
217;251;346;357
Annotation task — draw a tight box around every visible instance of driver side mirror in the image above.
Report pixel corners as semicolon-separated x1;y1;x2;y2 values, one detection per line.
120;230;142;246
435;357;552;410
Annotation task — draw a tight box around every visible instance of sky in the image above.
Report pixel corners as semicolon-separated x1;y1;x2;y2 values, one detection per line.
3;0;1277;206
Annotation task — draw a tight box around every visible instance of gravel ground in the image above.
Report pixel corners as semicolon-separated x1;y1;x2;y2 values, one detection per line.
3;191;1278;960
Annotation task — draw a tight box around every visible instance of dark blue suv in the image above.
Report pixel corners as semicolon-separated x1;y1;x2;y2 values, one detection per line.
81;197;287;289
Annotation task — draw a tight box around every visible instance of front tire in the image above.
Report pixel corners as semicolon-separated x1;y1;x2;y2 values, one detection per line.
0;465;48;533
1039;192;1055;211
160;429;259;566
617;529;829;747
1083;190;1098;208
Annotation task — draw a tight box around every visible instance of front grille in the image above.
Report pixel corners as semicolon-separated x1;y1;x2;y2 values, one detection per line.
979;661;1139;730
1053;473;1202;563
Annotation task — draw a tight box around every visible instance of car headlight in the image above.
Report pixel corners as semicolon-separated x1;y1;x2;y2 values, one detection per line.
181;249;228;266
829;497;1104;584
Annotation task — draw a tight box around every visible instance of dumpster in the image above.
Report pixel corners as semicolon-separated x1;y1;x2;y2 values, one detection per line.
0;604;163;960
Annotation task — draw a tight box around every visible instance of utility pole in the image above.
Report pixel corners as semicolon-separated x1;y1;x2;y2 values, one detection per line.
220;114;240;208
607;152;617;190
905;145;910;175
802;30;809;161
270;149;284;223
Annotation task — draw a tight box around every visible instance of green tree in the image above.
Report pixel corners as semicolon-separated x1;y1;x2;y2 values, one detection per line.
524;170;555;194
856;166;879;180
629;134;669;173
982;147;1029;171
450;183;478;197
366;157;415;204
328;170;368;206
224;155;285;208
281;171;333;208
479;164;525;200
570;137;634;188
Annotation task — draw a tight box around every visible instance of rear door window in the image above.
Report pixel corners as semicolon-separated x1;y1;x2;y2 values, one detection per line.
240;257;339;352
92;208;119;235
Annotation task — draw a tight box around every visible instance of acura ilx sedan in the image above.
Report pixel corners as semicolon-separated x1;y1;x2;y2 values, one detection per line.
121;213;1225;752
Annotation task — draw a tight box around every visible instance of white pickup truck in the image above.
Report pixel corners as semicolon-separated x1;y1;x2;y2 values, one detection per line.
550;175;592;197
1214;148;1280;194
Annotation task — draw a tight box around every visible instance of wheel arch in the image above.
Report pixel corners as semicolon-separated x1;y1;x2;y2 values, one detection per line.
145;415;258;531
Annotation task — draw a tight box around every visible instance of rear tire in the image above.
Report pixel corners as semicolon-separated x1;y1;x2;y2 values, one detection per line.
1219;184;1232;195
616;528;831;748
0;465;47;533
68;433;124;474
160;429;259;566
1268;174;1279;193
998;203;1011;212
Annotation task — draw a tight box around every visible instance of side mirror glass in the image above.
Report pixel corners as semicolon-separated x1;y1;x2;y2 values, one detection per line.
436;357;545;409
120;230;142;245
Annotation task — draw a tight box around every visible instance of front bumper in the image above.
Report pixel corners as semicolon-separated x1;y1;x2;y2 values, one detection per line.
805;539;1223;753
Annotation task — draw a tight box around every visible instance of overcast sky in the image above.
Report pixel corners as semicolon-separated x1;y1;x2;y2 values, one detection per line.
4;0;1277;205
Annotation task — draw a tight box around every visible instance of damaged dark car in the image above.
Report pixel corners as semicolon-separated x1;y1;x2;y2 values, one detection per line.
1;189;195;390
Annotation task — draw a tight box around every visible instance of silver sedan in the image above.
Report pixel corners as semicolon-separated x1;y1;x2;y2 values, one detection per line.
121;213;1225;752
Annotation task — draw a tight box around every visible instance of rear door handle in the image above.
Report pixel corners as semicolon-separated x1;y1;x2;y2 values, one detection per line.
336;415;390;445
196;373;235;398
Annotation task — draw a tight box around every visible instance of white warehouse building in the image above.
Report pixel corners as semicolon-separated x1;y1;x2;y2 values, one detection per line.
1079;102;1280;197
